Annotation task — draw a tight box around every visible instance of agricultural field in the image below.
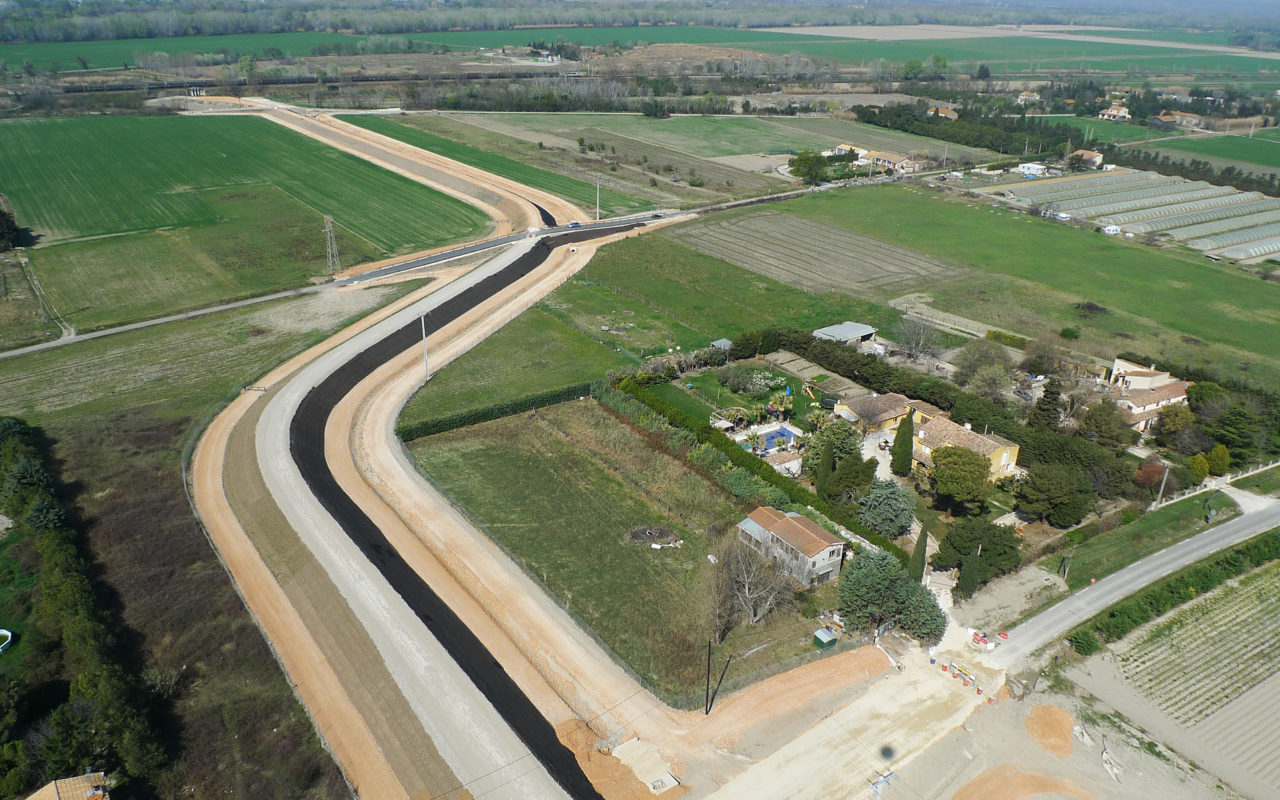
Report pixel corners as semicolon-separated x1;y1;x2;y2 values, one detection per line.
1043;493;1238;590
665;210;971;301
1051;115;1182;145
1055;28;1236;46
408;399;840;705
0;256;61;349
1141;131;1280;172
0;285;411;795
401;25;831;51
0;115;486;332
0;30;364;72
398;307;631;432
772;185;1280;386
449;111;997;162
1107;557;1280;792
335;114;651;216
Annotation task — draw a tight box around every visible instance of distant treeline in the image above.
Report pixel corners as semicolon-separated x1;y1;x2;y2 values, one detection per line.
401;76;731;114
852;102;1080;157
2;0;1273;45
1101;145;1280;198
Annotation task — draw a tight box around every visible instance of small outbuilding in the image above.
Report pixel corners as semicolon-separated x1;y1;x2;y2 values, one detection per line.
813;321;877;345
813;628;838;650
710;338;733;351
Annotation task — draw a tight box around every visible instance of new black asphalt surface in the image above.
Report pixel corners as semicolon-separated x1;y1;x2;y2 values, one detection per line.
289;226;635;800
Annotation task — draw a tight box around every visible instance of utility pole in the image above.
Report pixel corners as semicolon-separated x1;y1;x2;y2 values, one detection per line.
1154;462;1171;506
595;181;600;222
1063;544;1077;583
323;215;340;274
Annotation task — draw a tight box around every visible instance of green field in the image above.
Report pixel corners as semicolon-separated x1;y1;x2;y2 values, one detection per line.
401;25;830;50
1055;28;1236;46
0;31;364;71
399;307;632;432
409;399;839;704
0;115;487;332
1047;493;1238;589
0;115;486;249
0;257;61;349
336;114;650;215
1051;115;1182;145
454;111;997;162
778;186;1280;377
1144;132;1280;171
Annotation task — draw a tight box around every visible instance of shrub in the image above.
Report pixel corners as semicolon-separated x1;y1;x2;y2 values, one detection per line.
1206;444;1230;476
396;383;592;440
986;329;1028;349
1069;628;1100;655
1060;327;1080;340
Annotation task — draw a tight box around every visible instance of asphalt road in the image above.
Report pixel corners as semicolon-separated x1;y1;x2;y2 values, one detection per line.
256;224;636;800
994;495;1280;668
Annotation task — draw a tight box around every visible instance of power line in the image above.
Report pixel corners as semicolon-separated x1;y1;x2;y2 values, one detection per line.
323;214;340;274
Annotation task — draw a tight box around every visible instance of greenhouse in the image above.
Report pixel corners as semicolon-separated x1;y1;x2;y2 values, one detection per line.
1007;171;1159;196
1097;192;1265;226
1080;187;1236;219
1165;210;1280;241
1053;181;1210;212
1220;235;1280;261
1008;174;1181;205
1123;199;1280;233
1188;222;1280;251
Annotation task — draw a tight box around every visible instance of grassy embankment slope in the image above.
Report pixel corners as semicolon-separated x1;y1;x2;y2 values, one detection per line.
0;115;488;333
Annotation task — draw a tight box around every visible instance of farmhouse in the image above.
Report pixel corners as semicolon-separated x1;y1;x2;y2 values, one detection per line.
913;416;1020;479
1071;149;1104;169
710;337;733;350
866;150;922;174
1108;358;1191;433
736;507;844;586
927;106;959;120
1016;91;1041;106
833;144;868;158
813;321;877;345
1017;163;1047;177
1098;104;1132;122
1171;110;1202;129
834;392;910;433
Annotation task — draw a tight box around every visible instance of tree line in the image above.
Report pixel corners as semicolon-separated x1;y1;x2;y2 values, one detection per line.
0;417;165;797
1099;145;1280;198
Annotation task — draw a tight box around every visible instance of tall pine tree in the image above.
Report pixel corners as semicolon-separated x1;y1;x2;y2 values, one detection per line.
1027;377;1063;430
890;411;914;476
907;530;929;582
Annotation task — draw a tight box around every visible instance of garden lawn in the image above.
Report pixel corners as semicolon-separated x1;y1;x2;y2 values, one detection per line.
1233;466;1280;496
335;114;650;215
649;383;716;421
784;185;1280;368
408;400;736;702
398;308;632;433
1049;492;1239;590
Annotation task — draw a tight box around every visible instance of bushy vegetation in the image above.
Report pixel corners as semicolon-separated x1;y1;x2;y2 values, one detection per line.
838;549;945;643
1106;145;1280;198
929;518;1021;599
1070;526;1280;652
397;382;593;440
0;417;164;796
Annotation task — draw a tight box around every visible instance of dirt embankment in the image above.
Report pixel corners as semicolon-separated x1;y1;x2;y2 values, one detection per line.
1025;704;1075;759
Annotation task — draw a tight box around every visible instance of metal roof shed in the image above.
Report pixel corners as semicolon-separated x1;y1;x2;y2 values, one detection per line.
814;322;877;344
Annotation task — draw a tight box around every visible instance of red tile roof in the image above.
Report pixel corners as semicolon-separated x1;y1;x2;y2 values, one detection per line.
747;507;842;558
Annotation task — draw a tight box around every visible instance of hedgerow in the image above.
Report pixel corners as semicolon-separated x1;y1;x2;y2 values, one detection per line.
396;382;593;440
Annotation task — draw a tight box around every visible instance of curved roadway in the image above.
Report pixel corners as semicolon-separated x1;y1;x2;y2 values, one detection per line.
256;226;635;799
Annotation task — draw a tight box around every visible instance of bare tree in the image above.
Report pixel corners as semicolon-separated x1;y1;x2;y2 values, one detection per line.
895;318;941;362
707;539;793;641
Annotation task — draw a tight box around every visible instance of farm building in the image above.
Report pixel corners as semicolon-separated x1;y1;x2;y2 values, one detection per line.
1171;110;1202;128
1071;149;1104;169
813;321;876;345
1109;358;1191;433
1098;104;1132;122
736;507;844;586
1017;163;1047;177
1016;91;1041;106
710;337;733;350
927;106;958;120
834;392;911;434
866;150;922;174
913;416;1019;480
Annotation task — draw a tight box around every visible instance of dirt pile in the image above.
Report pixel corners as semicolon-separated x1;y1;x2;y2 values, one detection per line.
952;764;1095;800
1025;704;1074;758
556;721;683;800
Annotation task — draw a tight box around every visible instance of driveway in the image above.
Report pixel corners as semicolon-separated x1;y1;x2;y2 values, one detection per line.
862;429;896;481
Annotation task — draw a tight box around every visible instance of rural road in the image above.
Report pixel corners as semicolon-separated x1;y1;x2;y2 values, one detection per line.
994;489;1280;667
